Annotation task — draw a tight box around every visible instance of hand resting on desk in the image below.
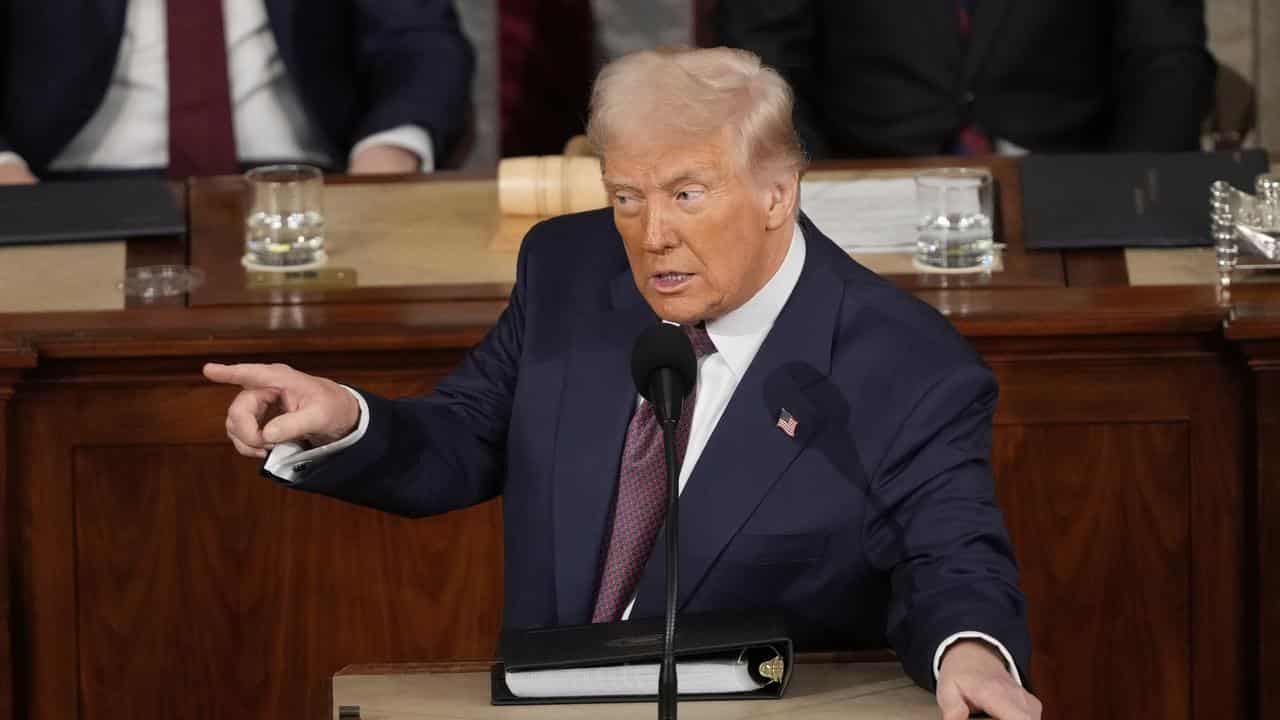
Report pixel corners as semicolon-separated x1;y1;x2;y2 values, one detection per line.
349;144;421;175
0;162;37;185
938;640;1041;720
204;362;360;458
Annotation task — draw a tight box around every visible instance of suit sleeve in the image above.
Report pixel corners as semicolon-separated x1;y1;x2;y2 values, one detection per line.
349;0;474;162
714;0;832;160
1108;0;1215;151
861;364;1032;692
279;229;533;518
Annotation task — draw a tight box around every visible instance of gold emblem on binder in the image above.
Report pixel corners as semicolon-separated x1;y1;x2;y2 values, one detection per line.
758;656;785;684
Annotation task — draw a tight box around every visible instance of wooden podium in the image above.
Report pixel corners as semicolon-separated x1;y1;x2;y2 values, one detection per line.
331;661;936;719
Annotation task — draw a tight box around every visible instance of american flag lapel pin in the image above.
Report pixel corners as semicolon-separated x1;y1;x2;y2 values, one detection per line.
776;408;798;438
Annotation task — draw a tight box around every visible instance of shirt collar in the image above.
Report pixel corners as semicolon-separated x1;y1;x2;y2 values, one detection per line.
704;223;806;378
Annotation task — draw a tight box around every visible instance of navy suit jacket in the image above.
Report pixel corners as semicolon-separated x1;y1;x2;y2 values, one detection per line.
290;210;1032;691
718;0;1214;157
0;0;473;173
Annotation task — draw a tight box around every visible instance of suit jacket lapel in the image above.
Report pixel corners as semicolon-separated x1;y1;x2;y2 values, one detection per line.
92;0;127;38
631;220;846;617
551;271;656;625
263;0;297;67
962;0;1012;86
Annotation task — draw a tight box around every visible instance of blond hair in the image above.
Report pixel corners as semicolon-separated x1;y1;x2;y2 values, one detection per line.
586;46;807;180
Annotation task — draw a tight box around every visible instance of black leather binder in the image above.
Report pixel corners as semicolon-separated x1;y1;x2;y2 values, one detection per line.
1021;149;1270;249
0;178;186;246
491;610;794;705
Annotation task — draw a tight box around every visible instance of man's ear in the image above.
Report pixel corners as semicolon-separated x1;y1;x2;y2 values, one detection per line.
764;172;800;231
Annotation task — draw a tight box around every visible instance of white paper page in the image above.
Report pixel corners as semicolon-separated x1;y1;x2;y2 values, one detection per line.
800;178;919;253
505;658;766;698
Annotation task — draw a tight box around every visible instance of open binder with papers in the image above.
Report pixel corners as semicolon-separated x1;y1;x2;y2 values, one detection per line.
490;610;794;705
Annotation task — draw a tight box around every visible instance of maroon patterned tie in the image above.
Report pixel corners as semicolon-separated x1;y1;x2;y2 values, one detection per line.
952;0;993;155
591;325;717;623
166;0;239;178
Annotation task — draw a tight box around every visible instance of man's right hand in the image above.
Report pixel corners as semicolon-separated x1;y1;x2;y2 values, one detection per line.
203;362;361;458
0;162;37;185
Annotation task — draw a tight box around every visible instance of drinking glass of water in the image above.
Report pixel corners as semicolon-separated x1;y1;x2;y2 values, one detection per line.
243;164;326;269
914;168;995;270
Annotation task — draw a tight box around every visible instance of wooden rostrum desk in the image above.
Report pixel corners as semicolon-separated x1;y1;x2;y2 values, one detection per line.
0;158;1272;720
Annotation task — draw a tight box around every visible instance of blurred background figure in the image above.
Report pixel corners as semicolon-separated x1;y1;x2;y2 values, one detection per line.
0;0;474;183
498;0;691;157
716;0;1217;159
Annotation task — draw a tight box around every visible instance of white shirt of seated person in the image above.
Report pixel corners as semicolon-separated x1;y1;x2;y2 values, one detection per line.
267;225;1022;687
0;0;433;173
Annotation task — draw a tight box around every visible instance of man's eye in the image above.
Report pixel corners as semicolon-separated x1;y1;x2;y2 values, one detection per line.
615;194;631;205
677;190;703;202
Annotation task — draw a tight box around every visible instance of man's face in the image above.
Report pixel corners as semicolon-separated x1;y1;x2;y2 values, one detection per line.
602;130;790;324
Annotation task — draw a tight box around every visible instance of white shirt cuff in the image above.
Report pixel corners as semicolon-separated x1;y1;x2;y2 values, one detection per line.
933;631;1023;687
349;124;436;173
0;152;29;168
264;386;370;483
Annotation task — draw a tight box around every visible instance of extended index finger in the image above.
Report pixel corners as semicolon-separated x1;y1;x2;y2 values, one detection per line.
965;680;1034;720
203;362;297;390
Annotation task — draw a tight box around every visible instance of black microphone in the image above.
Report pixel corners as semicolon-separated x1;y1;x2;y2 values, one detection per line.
630;322;697;720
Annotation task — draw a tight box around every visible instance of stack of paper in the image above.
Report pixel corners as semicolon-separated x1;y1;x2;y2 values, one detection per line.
800;178;919;253
506;657;766;698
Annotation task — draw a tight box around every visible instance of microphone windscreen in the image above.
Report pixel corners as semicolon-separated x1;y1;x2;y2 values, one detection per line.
630;323;697;402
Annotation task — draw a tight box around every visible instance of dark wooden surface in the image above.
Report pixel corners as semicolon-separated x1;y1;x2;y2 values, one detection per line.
980;331;1246;719
12;359;503;720
1250;363;1276;720
1228;300;1280;720
0;164;1274;720
1063;248;1131;286
122;181;189;308
996;423;1192;718
0;339;37;720
187;172;516;308
73;446;501;720
185;157;1064;309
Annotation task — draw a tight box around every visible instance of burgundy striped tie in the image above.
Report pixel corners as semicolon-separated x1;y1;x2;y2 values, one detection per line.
166;0;239;178
952;0;993;155
591;325;717;623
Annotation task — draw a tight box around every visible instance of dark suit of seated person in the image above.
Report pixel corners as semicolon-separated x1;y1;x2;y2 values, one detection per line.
716;0;1215;158
0;0;472;183
206;47;1042;720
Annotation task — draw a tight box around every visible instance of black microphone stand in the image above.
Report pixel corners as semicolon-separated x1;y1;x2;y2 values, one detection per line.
633;323;696;720
645;367;686;720
658;416;680;720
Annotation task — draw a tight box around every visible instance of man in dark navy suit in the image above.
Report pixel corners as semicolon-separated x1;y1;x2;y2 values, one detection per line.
717;0;1215;158
206;47;1041;719
0;0;472;182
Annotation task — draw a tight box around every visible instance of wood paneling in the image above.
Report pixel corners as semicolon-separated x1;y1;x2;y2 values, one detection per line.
14;369;501;720
73;445;501;720
0;338;34;717
1186;356;1247;720
1257;369;1280;720
993;422;1191;719
0;342;35;720
1240;350;1280;720
985;347;1245;719
0;392;12;720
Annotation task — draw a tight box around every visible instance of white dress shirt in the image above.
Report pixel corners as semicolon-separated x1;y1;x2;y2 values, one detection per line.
265;223;1019;686
0;0;433;173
